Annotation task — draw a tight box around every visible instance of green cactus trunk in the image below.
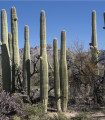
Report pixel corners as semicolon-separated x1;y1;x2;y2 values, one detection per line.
8;33;13;88
92;10;97;47
89;10;99;104
11;7;20;92
23;26;30;95
53;38;61;111
90;10;99;74
60;30;68;112
8;33;13;61
40;10;48;113
1;9;11;92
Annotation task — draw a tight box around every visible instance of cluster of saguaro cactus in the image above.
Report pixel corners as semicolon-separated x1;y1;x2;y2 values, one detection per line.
1;9;11;92
53;31;68;112
0;7;69;113
1;7;30;95
89;10;99;74
1;6;105;114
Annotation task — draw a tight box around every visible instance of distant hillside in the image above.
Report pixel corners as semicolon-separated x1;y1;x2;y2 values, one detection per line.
0;44;105;78
19;44;74;68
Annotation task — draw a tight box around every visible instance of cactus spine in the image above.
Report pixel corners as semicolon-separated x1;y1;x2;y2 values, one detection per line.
23;26;30;95
1;9;11;92
60;30;68;112
40;10;48;112
89;10;99;74
11;7;20;92
53;38;61;111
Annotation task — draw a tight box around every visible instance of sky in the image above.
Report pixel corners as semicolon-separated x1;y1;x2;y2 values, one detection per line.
0;1;105;51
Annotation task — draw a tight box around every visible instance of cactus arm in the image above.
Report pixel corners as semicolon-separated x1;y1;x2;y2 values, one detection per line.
48;61;54;72
0;42;2;46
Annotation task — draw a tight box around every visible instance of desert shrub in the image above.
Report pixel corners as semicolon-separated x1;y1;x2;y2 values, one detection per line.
71;112;92;120
0;91;22;120
22;103;47;119
49;112;69;120
11;115;21;120
0;82;2;93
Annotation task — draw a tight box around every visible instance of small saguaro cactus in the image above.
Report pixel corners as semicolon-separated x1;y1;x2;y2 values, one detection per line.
60;30;68;112
11;7;20;92
89;10;99;74
23;26;30;95
53;38;61;111
1;9;11;92
40;10;48;113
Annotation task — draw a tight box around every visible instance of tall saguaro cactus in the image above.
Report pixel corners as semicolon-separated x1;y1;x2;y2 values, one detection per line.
23;26;30;95
53;38;61;111
11;7;20;92
8;33;13;87
1;9;11;92
89;10;99;73
60;30;68;112
40;10;48;112
89;10;99;104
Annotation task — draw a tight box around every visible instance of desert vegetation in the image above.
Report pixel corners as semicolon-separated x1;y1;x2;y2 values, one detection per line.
0;7;105;120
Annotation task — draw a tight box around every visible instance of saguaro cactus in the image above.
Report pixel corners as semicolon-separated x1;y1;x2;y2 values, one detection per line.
53;38;61;111
89;10;99;73
23;26;30;95
40;10;48;112
60;30;68;112
11;7;20;92
103;12;105;29
8;33;13;86
1;9;11;92
92;11;97;47
89;10;99;104
8;33;13;61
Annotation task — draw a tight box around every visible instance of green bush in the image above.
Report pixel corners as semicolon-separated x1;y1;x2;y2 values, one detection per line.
22;103;46;120
71;112;92;120
48;112;69;120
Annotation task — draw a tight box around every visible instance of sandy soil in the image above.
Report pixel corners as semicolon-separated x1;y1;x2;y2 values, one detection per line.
48;108;105;120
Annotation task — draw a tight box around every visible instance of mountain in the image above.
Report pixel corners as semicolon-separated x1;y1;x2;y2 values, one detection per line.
0;44;105;80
